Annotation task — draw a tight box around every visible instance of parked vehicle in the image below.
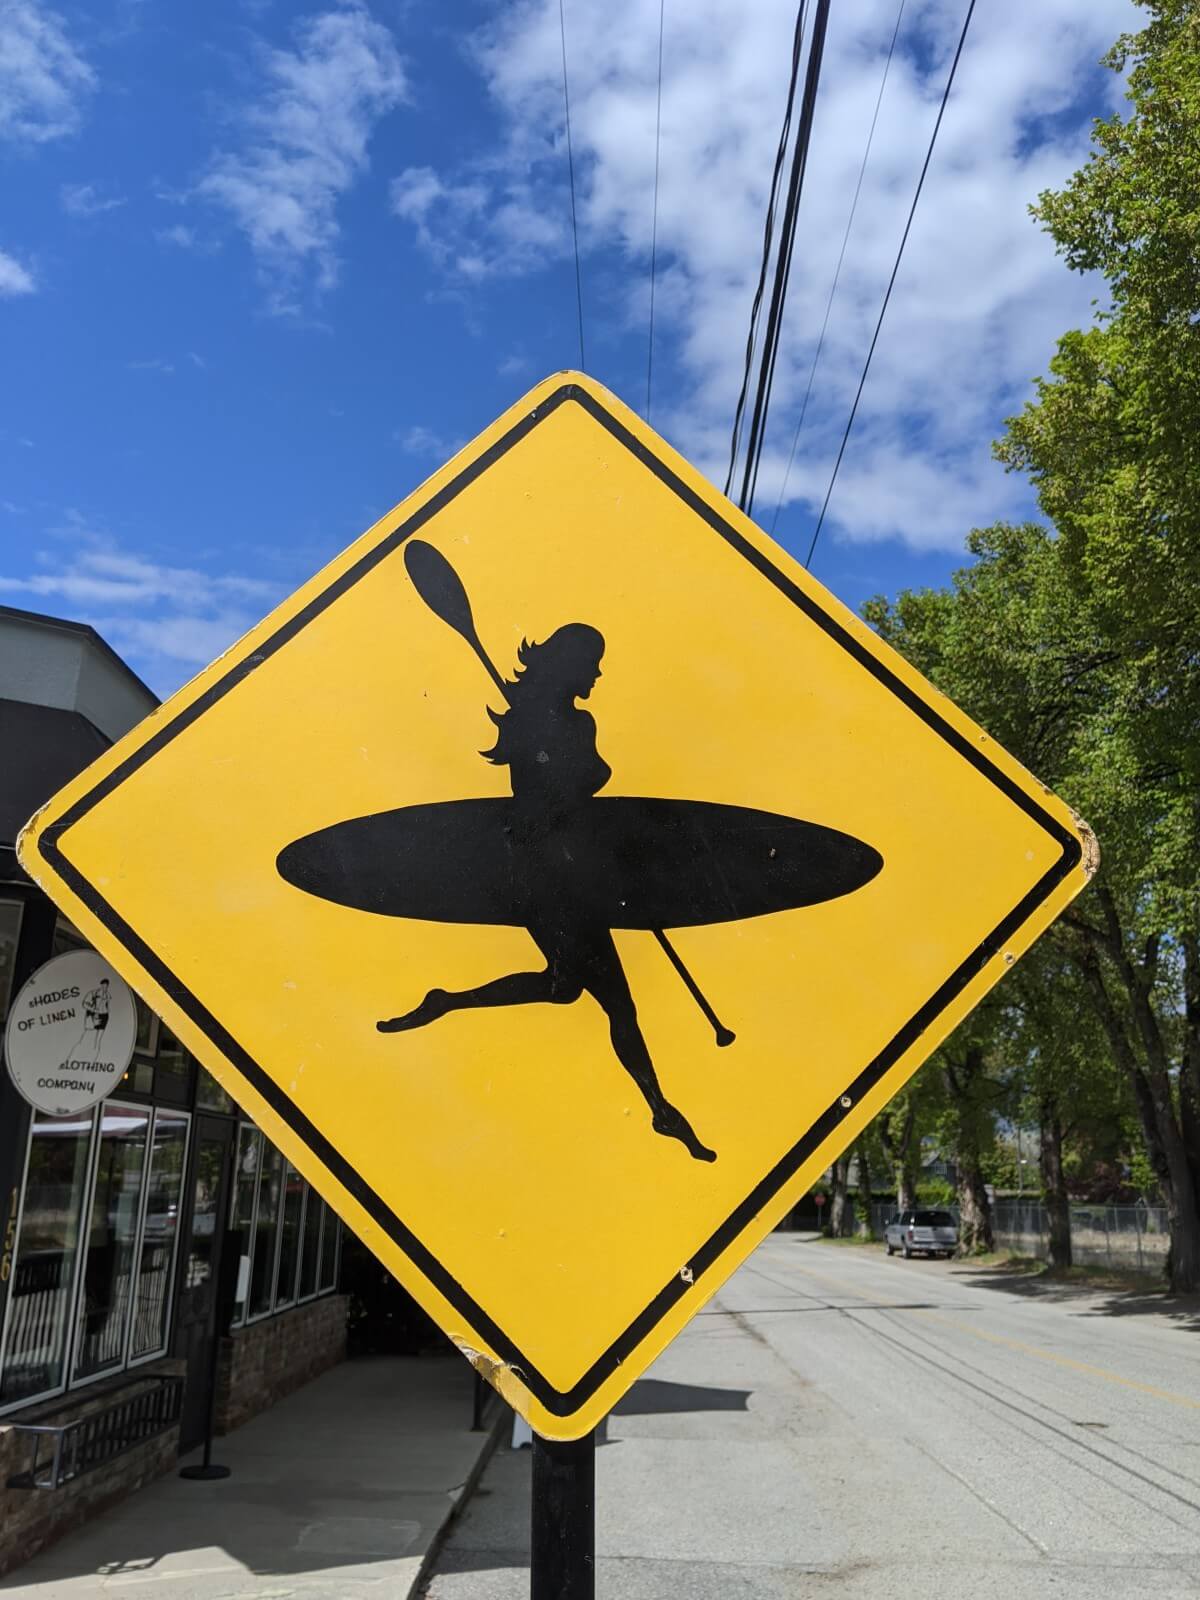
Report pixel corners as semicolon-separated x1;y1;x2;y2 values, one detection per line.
885;1209;958;1259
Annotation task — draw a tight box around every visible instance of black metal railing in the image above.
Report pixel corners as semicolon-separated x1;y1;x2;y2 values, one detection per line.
6;1375;184;1491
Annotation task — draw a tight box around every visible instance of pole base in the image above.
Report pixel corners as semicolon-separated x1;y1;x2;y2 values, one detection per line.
179;1463;231;1480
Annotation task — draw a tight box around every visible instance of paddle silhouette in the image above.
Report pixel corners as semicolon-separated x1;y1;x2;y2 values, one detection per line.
276;541;884;1163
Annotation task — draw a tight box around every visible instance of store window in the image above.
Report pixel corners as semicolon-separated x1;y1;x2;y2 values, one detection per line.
195;1067;235;1116
0;899;22;1015
182;1131;225;1289
130;1109;188;1359
249;1142;284;1318
0;1103;191;1413
229;1124;261;1325
275;1165;304;1309
318;1199;340;1293
298;1183;323;1300
228;1125;341;1326
0;1111;93;1406
151;1026;193;1105
52;912;85;956
73;1105;150;1380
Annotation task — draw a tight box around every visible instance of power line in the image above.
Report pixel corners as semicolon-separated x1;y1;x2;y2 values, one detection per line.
771;0;906;535
739;0;831;519
559;0;586;371
724;2;809;500
805;0;977;570
646;0;665;421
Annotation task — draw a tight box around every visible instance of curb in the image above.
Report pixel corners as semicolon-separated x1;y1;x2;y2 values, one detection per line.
411;1397;510;1597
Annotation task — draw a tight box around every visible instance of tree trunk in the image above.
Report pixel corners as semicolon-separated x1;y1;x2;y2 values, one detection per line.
857;1141;874;1238
879;1103;918;1211
829;1156;853;1237
942;1043;995;1254
1182;931;1200;1181
1146;1073;1200;1292
1075;921;1200;1293
955;1159;993;1254
897;1155;917;1214
1039;1097;1071;1269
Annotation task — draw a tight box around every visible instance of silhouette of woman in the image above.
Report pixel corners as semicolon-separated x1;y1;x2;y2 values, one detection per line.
378;624;717;1162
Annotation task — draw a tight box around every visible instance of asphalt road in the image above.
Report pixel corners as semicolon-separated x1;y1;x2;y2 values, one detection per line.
423;1234;1200;1598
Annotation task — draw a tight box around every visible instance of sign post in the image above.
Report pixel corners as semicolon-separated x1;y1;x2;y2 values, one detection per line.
531;1430;595;1599
17;370;1093;1471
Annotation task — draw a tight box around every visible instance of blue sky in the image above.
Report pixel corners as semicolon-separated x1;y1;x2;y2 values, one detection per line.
1;0;1137;696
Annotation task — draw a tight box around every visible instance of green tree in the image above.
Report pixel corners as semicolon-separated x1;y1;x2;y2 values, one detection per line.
1005;942;1129;1266
866;3;1200;1287
866;515;1198;1285
994;0;1200;1286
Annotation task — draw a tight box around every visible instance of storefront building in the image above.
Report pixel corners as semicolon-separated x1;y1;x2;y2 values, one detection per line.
0;606;348;1572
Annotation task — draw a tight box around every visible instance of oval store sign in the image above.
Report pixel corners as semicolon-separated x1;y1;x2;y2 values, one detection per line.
4;950;137;1116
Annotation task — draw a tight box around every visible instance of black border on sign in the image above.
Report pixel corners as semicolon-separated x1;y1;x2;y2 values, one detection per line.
39;383;1081;1417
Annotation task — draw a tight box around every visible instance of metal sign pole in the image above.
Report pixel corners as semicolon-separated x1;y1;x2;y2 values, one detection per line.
531;1429;595;1599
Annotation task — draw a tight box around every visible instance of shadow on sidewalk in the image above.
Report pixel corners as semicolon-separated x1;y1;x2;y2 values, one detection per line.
0;1356;499;1598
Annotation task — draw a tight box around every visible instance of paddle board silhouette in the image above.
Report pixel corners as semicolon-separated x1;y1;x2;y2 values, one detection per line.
277;540;883;1162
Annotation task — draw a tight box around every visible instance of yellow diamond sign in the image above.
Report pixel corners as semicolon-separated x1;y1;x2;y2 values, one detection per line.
18;373;1093;1438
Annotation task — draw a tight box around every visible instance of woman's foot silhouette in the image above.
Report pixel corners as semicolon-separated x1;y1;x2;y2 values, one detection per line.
652;1103;717;1162
377;989;450;1033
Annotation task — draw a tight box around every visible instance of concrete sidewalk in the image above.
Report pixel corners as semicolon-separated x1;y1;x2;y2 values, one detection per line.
1;1356;503;1599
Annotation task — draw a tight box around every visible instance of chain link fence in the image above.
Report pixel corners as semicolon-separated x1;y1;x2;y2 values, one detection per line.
867;1199;1169;1274
991;1199;1169;1274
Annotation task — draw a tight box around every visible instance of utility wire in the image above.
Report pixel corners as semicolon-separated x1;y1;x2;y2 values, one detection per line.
724;2;809;499
646;0;665;421
771;0;906;535
805;0;976;569
740;0;831;519
559;0;586;371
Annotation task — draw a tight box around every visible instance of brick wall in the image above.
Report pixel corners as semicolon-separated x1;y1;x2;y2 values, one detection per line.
214;1294;348;1435
0;1361;184;1579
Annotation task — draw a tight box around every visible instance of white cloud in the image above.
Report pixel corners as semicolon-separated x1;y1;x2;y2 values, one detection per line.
0;525;282;672
395;423;457;457
61;181;125;216
0;0;95;144
198;1;407;313
0;246;35;295
127;358;176;375
394;0;1137;555
155;223;212;251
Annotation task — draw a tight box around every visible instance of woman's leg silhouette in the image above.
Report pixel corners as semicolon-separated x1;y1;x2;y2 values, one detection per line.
552;923;716;1163
377;963;580;1031
376;917;715;1162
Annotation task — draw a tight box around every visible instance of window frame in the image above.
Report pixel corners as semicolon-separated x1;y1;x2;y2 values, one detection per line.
0;1101;193;1414
127;1106;192;1371
68;1101;192;1389
272;1161;305;1313
227;1121;340;1324
245;1138;285;1325
228;1123;263;1330
0;1105;100;1416
295;1183;321;1305
0;896;25;1017
70;1098;152;1388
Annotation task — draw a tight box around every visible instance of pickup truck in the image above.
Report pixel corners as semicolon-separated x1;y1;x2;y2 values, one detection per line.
884;1208;958;1259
